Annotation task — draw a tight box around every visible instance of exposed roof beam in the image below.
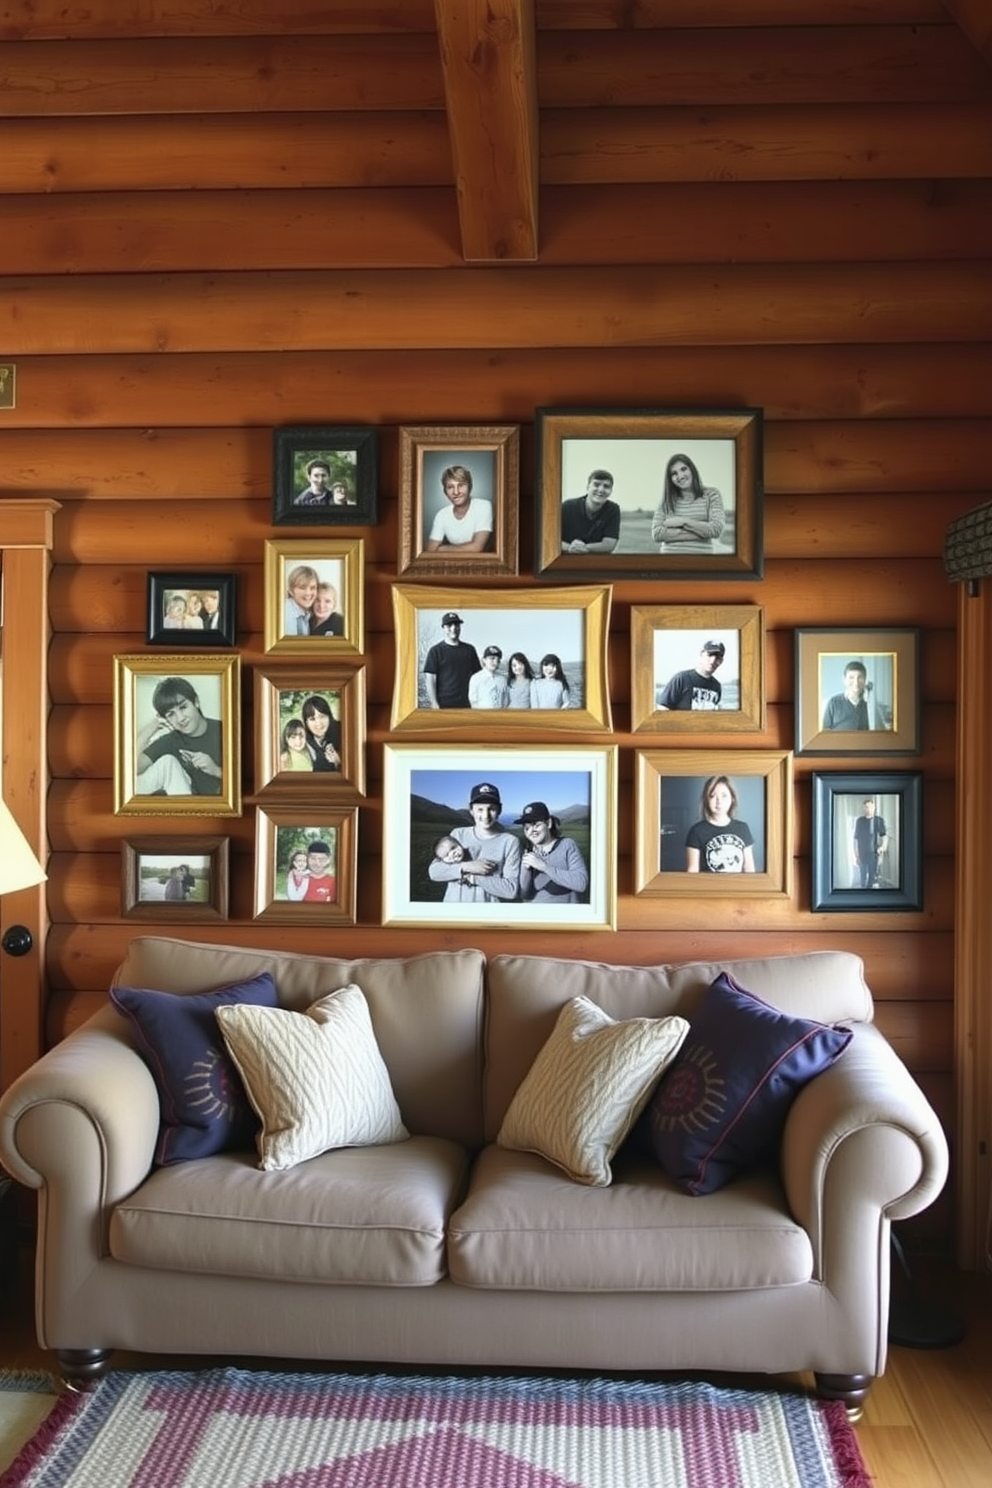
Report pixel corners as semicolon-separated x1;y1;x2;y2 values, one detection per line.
434;0;539;262
943;0;992;66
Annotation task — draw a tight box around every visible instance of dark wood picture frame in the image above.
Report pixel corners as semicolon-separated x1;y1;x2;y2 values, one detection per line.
811;771;923;913
121;835;229;920
146;571;237;647
272;425;378;527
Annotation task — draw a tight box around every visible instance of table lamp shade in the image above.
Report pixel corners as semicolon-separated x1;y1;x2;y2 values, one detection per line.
0;799;46;896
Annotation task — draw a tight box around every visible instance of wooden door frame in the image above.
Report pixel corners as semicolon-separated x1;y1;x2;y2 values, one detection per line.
0;499;58;1089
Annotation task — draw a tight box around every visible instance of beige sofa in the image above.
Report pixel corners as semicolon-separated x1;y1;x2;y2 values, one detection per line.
0;936;949;1415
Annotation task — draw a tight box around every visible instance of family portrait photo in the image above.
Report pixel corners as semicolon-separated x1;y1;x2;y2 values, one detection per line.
113;654;241;817
146;571;236;646
253;666;366;798
390;584;613;732
253;807;358;924
271;425;378;526
382;744;617;929
535;408;763;581
398;425;519;577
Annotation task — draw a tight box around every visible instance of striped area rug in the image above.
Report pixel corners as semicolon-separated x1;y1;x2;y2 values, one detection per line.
0;1367;871;1488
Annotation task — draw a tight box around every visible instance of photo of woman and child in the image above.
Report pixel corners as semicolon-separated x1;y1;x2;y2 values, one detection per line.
278;691;342;774
283;562;345;639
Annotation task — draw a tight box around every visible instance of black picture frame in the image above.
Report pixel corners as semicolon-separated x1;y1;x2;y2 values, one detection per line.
272;425;378;526
534;406;763;582
146;571;237;647
811;771;923;913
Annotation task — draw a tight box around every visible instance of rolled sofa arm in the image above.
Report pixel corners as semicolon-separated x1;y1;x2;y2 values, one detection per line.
781;1022;949;1275
0;1005;159;1213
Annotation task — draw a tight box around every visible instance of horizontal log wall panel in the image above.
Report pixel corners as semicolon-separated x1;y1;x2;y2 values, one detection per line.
5;347;992;427
4;28;986;116
7;182;992;274
0;2;949;44
6;265;992;354
0;115;454;194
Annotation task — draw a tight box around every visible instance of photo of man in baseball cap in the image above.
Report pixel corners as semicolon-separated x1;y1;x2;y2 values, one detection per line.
658;639;725;712
426;780;521;903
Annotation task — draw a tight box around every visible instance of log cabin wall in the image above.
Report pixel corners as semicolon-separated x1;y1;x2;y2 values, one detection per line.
3;1;992;1250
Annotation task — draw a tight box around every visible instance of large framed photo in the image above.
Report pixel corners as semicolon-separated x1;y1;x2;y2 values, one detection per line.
811;771;923;913
795;627;921;756
398;424;519;577
630;604;765;734
264;538;364;656
382;743;617;930
113;654;241;817
146;571;237;647
390;583;612;733
121;836;229;921
272;425;378;526
253;806;358;924
253;665;366;798
634;749;792;899
535;407;763;581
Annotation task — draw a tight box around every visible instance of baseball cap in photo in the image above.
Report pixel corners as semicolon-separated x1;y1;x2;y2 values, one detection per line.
482;645;502;659
515;801;551;825
441;612;463;626
470;782;502;807
702;640;726;656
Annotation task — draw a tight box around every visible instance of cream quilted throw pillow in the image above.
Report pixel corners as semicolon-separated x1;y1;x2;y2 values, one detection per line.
497;994;689;1186
216;983;408;1171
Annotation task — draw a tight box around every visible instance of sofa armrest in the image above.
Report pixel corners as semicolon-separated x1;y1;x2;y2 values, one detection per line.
0;1005;159;1215
781;1022;949;1276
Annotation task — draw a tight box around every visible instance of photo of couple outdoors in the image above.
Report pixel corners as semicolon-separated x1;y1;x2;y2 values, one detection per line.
559;439;736;557
136;852;210;904
417;608;585;711
275;826;339;903
409;773;591;906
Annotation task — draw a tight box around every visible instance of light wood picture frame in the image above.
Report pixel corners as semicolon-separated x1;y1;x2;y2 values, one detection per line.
630;604;765;734
113;653;242;817
253;806;358;924
264;537;365;657
390;583;613;733
398;424;519;577
253;665;367;799
635;748;792;899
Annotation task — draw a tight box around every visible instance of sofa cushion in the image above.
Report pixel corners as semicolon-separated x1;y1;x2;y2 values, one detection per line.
448;1144;813;1291
648;971;853;1196
216;985;409;1172
112;938;486;1147
111;1136;469;1286
109;971;279;1165
496;996;688;1187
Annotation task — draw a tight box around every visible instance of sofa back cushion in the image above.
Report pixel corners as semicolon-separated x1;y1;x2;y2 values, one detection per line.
112;938;486;1147
484;951;873;1140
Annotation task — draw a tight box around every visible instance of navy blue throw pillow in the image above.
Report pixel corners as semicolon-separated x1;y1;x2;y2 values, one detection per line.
110;972;280;1165
648;971;852;1195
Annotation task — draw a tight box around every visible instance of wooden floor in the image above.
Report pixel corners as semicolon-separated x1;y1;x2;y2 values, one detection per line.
1;1239;990;1487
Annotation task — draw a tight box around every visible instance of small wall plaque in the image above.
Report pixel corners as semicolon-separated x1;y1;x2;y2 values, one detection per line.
0;365;16;410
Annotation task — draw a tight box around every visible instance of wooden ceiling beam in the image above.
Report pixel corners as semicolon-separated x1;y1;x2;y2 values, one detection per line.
943;0;992;65
434;0;538;262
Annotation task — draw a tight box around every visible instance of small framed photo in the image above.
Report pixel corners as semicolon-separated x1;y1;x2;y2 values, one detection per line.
264;537;364;656
634;748;792;899
272;425;378;526
795;628;921;756
121;836;229;920
390;583;612;733
146;572;237;646
253;806;358;924
811;772;923;913
630;604;765;734
382;743;617;931
253;665;366;799
113;654;241;817
535;406;763;581
398;424;519;577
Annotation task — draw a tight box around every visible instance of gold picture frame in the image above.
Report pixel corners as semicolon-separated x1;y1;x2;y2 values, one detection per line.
398;424;519;577
263;537;365;657
121;836;229;921
389;583;613;733
113;653;241;817
382;742;618;931
252;665;367;799
253;805;358;924
634;748;792;899
630;604;765;734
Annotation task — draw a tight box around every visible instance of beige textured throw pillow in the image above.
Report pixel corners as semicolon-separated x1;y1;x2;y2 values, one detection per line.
497;995;689;1186
215;983;409;1172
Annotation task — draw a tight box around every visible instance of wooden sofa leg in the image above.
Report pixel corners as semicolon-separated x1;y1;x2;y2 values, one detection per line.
813;1372;872;1422
57;1349;113;1387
